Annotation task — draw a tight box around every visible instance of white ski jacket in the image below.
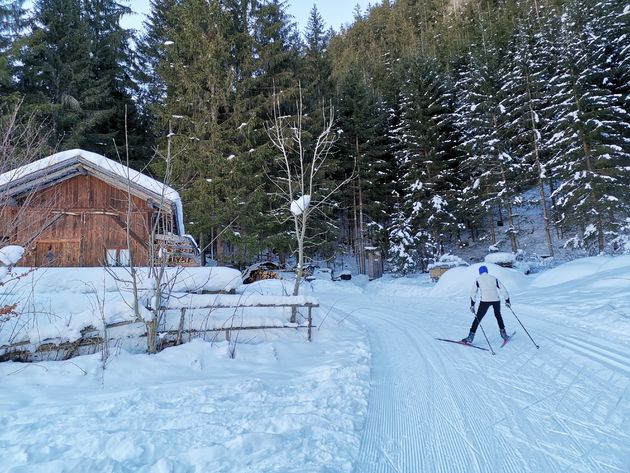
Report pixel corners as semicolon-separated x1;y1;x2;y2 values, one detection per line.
470;273;509;302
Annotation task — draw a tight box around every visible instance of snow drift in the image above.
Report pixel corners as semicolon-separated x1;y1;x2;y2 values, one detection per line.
431;262;528;298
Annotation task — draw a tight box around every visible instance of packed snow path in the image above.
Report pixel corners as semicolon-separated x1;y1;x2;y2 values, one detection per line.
1;260;630;472
326;294;630;473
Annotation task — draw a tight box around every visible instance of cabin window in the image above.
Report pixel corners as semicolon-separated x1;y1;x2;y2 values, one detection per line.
119;249;130;266
152;211;173;235
106;248;130;266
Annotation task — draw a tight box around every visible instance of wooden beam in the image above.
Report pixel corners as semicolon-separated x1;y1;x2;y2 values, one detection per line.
157;303;319;310
109;213;148;249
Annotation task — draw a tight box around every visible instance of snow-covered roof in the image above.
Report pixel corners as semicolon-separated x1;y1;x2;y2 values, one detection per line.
0;149;185;235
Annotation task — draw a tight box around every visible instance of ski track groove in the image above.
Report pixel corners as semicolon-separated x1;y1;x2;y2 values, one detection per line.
327;296;629;473
553;336;630;377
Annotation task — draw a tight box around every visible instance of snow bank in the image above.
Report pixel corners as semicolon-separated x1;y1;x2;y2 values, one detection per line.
366;274;434;298
306;277;365;295
531;255;630;287
2;266;242;295
427;253;468;270
0;245;24;280
0;245;24;266
166;266;242;293
484;252;516;265
0;311;370;473
0;267;243;348
430;262;529;298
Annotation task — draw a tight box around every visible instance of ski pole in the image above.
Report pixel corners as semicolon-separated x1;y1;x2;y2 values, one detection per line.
508;306;539;349
471;305;495;355
477;320;495;355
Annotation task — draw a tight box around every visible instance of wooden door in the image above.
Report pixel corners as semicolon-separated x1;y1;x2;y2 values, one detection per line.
35;240;81;267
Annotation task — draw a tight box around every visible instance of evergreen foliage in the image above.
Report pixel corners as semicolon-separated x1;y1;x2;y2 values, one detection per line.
14;0;140;156
547;0;630;252
0;0;24;97
1;0;628;268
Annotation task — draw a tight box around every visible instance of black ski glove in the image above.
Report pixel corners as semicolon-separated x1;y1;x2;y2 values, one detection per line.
505;298;511;308
470;299;475;313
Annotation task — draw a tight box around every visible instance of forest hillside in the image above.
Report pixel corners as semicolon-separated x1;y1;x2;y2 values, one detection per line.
1;0;628;271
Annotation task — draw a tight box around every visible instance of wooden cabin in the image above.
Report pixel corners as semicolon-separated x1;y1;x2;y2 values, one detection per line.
0;149;199;267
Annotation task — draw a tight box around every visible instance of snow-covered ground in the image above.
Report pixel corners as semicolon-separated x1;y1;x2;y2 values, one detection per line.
1;257;629;472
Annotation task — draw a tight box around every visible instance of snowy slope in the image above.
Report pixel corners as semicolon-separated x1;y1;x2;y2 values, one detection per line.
1;258;629;472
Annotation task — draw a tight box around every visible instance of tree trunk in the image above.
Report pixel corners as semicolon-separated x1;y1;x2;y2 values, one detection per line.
582;137;605;252
525;77;554;256
356;136;366;274
499;164;518;252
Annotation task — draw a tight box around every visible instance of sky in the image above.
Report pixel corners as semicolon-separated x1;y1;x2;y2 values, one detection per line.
122;0;376;33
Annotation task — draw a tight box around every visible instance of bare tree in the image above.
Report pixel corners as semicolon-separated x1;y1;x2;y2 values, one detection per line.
266;87;354;320
0;100;56;253
108;120;183;354
0;100;55;348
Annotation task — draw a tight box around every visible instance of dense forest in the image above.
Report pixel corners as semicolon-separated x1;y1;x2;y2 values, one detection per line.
0;0;628;272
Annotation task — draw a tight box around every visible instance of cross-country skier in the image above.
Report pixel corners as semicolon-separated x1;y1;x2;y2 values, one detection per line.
462;265;510;344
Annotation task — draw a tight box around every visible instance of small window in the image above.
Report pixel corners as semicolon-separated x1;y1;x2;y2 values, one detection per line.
119;249;130;266
106;248;130;267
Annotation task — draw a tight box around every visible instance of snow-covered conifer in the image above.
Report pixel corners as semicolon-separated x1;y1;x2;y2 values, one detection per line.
547;0;630;252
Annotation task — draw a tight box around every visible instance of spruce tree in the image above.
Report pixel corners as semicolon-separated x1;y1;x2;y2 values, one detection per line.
336;69;393;269
82;0;142;158
387;57;458;273
149;0;235;260
17;0;139;156
547;0;630;252
301;5;332;108
135;0;178;117
455;47;522;252
499;14;556;256
0;0;24;97
235;0;300;264
17;0;91;146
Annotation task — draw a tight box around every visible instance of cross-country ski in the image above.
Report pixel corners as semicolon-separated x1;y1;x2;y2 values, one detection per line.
436;337;490;351
500;330;517;347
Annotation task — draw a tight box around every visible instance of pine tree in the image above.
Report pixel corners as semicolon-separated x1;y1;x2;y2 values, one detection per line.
455;47;522;252
386;56;458;273
135;0;178;117
140;0;301;265
17;0;139;155
499;13;556;256
148;0;235;260
233;0;300;263
592;0;629;111
17;0;91;146
547;0;630;253
0;0;24;97
335;69;394;269
301;5;332;108
82;0;142;157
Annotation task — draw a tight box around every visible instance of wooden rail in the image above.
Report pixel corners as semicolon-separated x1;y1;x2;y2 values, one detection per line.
160;302;318;342
0;302;318;362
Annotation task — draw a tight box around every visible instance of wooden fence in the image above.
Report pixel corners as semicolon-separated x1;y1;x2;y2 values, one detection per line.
0;300;318;362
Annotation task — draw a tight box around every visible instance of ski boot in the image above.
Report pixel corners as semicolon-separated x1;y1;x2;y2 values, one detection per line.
500;329;509;341
461;332;475;344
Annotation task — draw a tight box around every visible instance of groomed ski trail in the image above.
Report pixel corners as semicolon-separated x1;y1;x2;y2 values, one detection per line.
326;296;630;473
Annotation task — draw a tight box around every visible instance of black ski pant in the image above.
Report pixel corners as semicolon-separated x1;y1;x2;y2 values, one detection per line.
470;301;505;333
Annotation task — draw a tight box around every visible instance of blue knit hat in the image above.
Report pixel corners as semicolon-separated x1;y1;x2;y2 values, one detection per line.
479;265;488;274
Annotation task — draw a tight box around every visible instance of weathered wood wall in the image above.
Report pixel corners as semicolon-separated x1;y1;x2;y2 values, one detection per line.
1;174;173;267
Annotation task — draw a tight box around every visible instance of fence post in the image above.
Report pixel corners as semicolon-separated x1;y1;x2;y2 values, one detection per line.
307;304;312;342
176;308;186;345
